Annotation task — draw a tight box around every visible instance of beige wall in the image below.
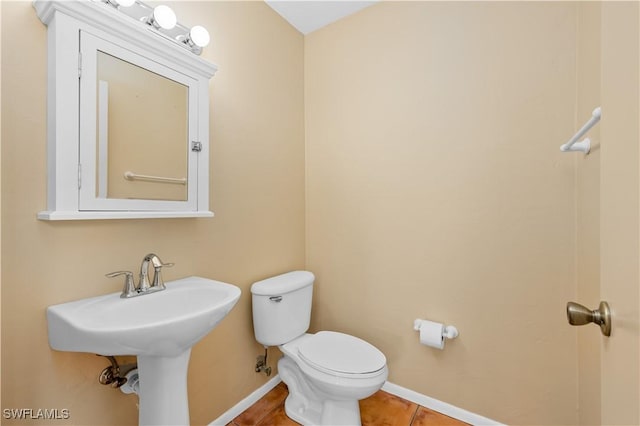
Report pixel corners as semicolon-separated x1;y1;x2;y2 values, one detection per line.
1;1;304;425
305;2;580;424
575;2;601;424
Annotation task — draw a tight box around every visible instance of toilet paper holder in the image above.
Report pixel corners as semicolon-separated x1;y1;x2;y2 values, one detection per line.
413;319;459;339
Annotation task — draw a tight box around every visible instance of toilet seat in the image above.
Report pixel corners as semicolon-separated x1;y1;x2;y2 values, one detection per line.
297;331;386;378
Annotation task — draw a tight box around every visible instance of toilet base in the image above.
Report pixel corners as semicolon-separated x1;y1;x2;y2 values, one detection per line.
279;356;323;425
278;355;373;426
284;394;361;426
320;400;361;425
283;392;321;425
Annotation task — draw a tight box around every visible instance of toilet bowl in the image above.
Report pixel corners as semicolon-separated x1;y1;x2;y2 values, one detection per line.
279;332;388;425
251;271;388;425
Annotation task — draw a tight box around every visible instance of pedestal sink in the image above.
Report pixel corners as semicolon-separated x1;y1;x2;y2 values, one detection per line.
47;276;241;425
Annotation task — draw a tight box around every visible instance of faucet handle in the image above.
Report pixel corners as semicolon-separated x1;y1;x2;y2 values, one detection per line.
150;261;174;290
106;271;137;299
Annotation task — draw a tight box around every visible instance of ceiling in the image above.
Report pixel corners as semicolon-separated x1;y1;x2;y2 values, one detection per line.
264;1;378;35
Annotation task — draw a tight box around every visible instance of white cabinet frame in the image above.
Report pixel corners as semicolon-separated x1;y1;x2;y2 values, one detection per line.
33;0;217;220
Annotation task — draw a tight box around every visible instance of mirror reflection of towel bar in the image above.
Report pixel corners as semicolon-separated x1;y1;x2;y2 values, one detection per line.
124;171;187;185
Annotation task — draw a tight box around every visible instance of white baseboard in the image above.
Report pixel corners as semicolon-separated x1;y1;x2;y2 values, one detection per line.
382;382;504;426
208;375;503;426
208;374;282;426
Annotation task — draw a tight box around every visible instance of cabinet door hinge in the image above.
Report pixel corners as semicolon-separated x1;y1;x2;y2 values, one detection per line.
78;164;82;189
78;52;82;79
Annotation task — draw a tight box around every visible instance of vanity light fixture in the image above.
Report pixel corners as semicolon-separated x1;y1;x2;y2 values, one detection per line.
104;0;135;8
145;5;177;30
99;0;210;55
177;25;210;54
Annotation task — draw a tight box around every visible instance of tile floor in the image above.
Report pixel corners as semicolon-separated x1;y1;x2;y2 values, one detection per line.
227;382;469;426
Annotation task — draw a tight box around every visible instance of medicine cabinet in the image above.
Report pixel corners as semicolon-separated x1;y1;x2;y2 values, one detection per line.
33;0;217;220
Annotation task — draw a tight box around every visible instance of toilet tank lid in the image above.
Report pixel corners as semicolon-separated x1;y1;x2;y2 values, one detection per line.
251;271;315;296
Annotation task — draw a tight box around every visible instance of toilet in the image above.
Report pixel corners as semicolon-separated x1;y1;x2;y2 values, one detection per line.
251;271;388;426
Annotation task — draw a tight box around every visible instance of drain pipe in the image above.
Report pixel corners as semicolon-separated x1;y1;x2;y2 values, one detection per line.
96;355;137;390
120;369;140;395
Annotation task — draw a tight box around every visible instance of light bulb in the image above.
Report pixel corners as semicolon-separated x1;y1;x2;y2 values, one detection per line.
189;26;210;48
151;5;176;30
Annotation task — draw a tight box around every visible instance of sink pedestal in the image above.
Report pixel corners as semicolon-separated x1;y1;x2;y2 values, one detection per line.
137;349;191;425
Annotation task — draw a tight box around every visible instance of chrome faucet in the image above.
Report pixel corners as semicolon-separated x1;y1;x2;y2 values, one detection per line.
106;253;174;298
139;253;174;292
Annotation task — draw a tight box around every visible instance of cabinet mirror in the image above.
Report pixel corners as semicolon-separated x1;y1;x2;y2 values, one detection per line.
96;50;188;202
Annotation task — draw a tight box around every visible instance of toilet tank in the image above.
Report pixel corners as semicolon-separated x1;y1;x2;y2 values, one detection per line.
251;271;314;347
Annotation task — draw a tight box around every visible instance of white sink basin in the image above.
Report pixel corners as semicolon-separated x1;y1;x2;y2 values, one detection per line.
47;276;241;357
46;276;241;425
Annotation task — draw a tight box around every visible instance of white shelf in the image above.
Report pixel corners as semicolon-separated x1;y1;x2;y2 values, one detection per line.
37;210;214;221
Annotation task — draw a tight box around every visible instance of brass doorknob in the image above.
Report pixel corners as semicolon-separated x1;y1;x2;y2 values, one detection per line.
566;301;611;336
